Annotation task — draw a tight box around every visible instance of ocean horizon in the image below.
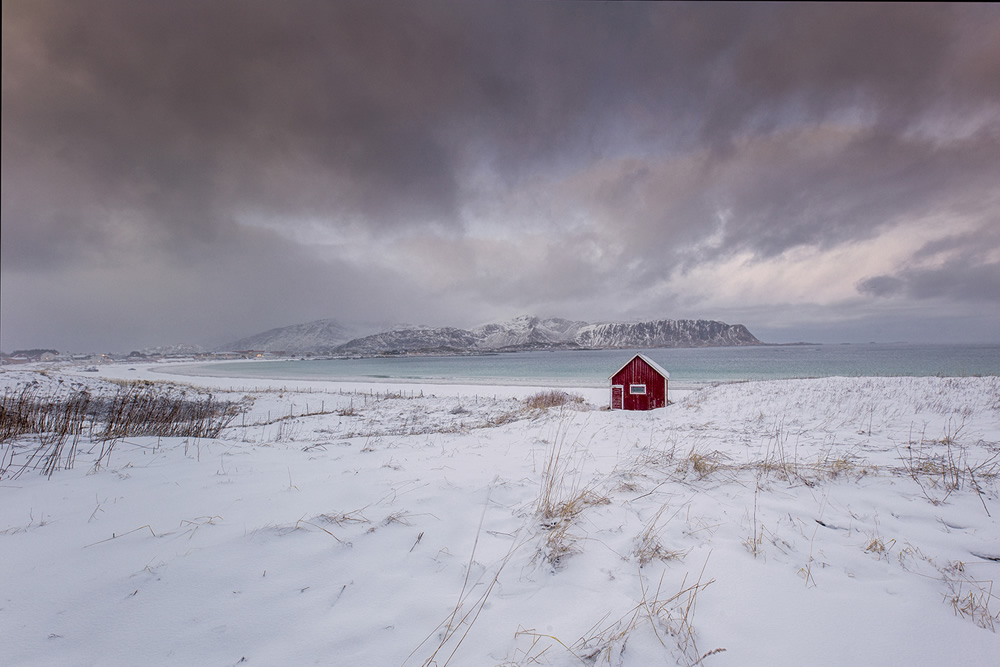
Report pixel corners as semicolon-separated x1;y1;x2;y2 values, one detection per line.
163;342;1000;390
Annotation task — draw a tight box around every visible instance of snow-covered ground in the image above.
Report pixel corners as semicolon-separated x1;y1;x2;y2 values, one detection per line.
2;365;998;666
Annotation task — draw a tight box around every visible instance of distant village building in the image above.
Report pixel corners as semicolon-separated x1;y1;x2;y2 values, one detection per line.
609;353;670;410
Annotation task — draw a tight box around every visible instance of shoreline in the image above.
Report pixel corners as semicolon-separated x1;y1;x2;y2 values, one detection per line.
87;360;622;404
143;359;752;395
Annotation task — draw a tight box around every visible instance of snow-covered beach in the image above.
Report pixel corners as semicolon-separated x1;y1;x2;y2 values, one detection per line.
2;364;998;666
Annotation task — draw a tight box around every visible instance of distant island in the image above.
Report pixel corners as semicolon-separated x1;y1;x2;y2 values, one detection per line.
222;315;762;356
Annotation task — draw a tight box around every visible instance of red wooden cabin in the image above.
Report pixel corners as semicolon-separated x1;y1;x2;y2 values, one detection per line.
609;353;670;410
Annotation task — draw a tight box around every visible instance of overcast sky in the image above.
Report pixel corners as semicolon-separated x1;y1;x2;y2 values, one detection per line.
3;1;999;352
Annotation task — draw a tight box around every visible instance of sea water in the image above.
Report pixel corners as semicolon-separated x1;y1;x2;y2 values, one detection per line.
167;343;1000;389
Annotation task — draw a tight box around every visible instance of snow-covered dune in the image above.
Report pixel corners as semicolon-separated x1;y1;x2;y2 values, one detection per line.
2;366;997;666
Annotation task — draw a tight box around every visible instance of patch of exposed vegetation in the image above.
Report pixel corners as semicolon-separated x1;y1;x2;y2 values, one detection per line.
524;390;586;410
1;382;243;479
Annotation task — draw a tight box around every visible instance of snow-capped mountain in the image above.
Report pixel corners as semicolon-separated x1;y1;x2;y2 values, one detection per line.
223;315;762;355
574;319;760;348
467;316;761;351
470;316;588;349
221;319;369;354
334;327;480;355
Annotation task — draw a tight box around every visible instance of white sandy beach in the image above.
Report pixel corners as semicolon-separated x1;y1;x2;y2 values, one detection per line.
2;363;998;666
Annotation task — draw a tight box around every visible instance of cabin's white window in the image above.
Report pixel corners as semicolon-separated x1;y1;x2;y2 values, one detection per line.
630;384;646;395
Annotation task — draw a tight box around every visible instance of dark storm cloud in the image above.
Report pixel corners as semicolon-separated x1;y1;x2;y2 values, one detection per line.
538;122;999;303
858;224;1000;303
700;127;999;260
3;0;473;265
0;222;440;352
857;275;905;298
3;1;999;348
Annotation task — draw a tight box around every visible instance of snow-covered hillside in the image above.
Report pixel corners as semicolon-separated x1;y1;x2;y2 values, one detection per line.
335;326;481;355
575;319;760;348
471;315;588;348
221;318;371;353
222;315;762;355
2;366;997;666
468;316;762;352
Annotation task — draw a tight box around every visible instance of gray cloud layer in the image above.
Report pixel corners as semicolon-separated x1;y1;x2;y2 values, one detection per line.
3;1;999;350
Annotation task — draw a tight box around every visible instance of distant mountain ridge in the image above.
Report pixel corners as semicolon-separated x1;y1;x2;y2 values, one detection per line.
223;319;370;354
222;315;761;354
575;319;758;348
472;316;587;348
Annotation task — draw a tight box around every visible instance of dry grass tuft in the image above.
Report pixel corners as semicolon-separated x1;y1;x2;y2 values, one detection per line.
542;488;610;526
336;402;359;417
863;518;895;561
485;410;523;427
535;488;609;570
895;420;1000;507
948;581;999;632
951;581;1000;632
864;535;895;560
512;562;722;666
634;503;687;567
676;446;727;479
824;454;860;478
538;521;581;569
942;561;999;632
524;390;585;411
316;509;369;526
532;423;610;568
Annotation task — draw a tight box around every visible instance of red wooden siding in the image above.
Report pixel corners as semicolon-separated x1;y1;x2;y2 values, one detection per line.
610;355;668;410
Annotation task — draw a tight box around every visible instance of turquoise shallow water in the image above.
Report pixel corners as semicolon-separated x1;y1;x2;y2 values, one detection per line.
167;344;1000;389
